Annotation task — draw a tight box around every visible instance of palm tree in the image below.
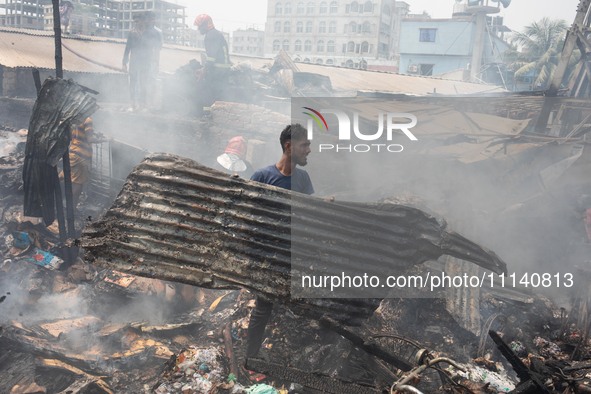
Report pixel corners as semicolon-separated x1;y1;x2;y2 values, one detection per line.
510;18;569;89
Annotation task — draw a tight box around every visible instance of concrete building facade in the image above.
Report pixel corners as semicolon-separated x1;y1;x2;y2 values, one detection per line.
2;0;186;43
263;0;400;71
232;28;265;57
0;0;48;29
399;15;511;85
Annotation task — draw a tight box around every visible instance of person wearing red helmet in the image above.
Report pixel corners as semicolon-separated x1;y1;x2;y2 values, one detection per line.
216;136;254;178
193;14;231;114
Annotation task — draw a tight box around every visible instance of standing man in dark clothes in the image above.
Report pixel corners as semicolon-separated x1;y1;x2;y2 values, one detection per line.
193;14;231;114
245;124;314;362
142;11;163;106
122;12;162;110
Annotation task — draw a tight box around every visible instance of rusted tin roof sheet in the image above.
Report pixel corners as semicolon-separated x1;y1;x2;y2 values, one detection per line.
82;154;507;322
0;28;118;73
296;63;507;95
0;27;507;95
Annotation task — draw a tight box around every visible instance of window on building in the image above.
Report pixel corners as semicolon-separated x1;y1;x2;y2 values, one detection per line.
274;21;281;32
319;1;327;13
364;1;373;12
350;1;359;12
362;21;370;33
297;2;304;13
295;39;302;51
419;28;437;42
306;21;313;33
275;2;282;14
273;39;280;51
327;40;335;52
307;2;314;13
304;39;312;51
316;58;323;64
346;59;354;68
283;39;290;51
329;21;336;33
304;58;311;63
348;21;357;33
330;1;338;13
284;21;291;32
420;64;434;76
361;41;369;53
285;2;292;13
382;4;391;15
317;40;325;52
347;41;355;52
326;59;334;65
319;21;326;33
296;21;303;32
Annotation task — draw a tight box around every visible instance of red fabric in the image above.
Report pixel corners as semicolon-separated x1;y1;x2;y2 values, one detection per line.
224;136;246;158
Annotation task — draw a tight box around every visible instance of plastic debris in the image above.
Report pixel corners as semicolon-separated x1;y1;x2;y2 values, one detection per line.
24;248;63;270
510;340;528;357
452;363;516;393
533;336;562;358
245;383;279;394
11;231;32;249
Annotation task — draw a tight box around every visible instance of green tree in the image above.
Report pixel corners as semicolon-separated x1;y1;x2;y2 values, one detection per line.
510;17;569;89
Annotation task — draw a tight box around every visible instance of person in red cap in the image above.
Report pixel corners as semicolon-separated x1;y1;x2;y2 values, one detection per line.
194;14;231;114
216;136;253;178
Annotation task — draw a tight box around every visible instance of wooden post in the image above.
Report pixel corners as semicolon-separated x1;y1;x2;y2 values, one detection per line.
52;0;77;262
52;0;63;79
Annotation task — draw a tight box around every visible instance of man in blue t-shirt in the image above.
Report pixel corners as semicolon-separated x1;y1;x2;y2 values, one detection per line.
245;123;314;362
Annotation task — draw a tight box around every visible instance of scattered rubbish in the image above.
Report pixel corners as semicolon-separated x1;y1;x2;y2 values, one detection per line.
23;248;63;270
10;231;31;250
245;384;279;394
103;270;136;288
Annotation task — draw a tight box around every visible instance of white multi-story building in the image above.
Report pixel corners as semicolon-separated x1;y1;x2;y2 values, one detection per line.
0;0;48;29
232;28;265;57
264;0;400;70
3;0;186;43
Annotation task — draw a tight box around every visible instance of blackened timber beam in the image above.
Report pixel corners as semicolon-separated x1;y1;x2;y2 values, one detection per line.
319;316;416;372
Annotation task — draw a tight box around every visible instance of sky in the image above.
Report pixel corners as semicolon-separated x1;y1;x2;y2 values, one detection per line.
174;0;581;34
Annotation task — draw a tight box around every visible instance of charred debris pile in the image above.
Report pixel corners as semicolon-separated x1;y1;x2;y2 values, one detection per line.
1;145;591;393
2;85;591;393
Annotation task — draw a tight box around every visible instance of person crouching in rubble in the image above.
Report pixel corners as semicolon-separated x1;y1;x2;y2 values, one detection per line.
61;117;99;209
193;14;231;115
216;136;254;179
245;124;314;368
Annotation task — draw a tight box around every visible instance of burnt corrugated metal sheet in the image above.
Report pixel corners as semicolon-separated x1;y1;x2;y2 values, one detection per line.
82;153;507;323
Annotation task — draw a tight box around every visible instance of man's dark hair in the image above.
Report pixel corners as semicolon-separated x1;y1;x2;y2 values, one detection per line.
279;123;307;152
